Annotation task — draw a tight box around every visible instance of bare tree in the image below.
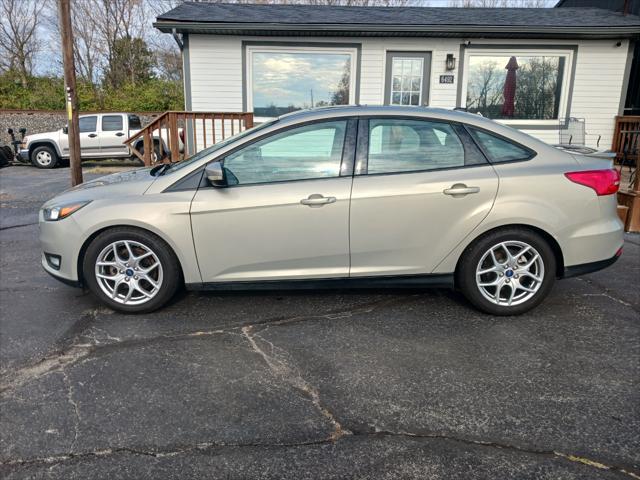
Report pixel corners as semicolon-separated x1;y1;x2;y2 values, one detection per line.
0;0;46;86
70;0;102;83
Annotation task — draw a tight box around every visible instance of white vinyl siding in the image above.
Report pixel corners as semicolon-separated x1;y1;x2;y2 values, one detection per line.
185;35;630;149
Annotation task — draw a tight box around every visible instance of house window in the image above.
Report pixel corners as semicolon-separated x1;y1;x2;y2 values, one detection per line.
463;50;572;123
246;46;357;120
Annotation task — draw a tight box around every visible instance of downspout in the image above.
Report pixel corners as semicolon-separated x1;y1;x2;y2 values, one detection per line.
172;28;194;155
172;28;184;50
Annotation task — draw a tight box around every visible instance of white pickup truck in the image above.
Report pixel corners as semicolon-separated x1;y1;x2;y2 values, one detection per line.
18;113;183;168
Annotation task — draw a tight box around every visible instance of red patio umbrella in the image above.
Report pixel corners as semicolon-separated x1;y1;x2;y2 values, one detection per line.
501;56;519;117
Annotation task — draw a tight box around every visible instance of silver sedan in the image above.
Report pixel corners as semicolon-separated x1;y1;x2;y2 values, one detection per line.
39;106;624;315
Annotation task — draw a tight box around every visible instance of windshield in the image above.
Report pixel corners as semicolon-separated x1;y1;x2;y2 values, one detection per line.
162;119;278;174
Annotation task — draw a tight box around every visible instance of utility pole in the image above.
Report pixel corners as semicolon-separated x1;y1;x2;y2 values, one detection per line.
58;0;82;186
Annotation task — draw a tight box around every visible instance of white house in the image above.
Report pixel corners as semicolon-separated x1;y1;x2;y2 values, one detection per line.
155;2;640;149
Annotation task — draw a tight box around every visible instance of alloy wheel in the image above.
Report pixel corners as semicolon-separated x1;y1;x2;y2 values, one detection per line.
94;240;163;305
475;240;545;307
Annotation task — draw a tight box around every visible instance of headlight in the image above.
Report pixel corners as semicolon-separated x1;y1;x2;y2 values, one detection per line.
42;201;91;221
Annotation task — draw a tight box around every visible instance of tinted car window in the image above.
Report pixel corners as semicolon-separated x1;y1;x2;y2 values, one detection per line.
128;115;142;130
223;120;347;186
468;128;532;162
102;115;124;132
367;119;465;174
79;116;97;133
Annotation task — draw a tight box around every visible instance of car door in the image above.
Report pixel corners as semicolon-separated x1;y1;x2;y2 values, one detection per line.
190;118;356;283
78;115;101;157
349;117;499;277
100;114;129;156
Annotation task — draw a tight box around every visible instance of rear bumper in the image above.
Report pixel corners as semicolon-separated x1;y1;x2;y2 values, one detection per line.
563;251;621;278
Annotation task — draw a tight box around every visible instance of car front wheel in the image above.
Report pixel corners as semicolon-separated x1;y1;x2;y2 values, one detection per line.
457;228;556;316
31;145;59;169
83;227;181;313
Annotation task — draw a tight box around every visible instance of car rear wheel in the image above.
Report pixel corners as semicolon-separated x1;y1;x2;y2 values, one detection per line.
83;227;181;313
457;228;556;316
31;145;59;169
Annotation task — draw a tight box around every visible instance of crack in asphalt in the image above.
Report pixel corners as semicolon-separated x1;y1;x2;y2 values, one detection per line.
2;430;639;479
61;369;82;454
2;291;639;476
0;296;408;393
242;324;351;442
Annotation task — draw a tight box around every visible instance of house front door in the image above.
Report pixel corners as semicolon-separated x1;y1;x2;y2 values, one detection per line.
384;51;432;107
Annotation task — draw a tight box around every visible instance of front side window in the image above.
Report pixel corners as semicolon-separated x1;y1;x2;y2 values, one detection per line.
367;119;466;174
128;115;142;130
468;128;532;163
248;47;355;119
79;116;97;133
102;115;124;132
222;120;348;185
465;52;568;121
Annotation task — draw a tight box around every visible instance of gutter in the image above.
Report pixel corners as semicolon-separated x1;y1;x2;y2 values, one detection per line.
154;21;640;39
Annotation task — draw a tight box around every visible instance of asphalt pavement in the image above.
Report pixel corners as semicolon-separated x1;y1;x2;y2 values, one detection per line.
1;165;638;479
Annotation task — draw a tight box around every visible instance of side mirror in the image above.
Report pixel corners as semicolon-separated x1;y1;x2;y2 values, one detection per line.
62;126;68;135
205;161;227;187
19;127;26;135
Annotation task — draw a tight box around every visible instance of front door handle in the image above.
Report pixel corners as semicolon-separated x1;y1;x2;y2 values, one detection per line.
443;184;480;197
300;194;336;207
87;133;98;138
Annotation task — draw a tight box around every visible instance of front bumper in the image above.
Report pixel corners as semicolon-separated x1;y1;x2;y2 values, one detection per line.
39;211;85;284
17;149;29;162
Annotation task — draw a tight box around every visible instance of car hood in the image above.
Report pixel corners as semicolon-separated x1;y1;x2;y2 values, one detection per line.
42;167;157;207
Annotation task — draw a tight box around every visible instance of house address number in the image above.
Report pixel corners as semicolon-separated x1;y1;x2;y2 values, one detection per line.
439;75;454;84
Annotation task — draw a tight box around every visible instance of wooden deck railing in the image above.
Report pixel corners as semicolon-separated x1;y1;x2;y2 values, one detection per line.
612;115;640;164
125;111;254;165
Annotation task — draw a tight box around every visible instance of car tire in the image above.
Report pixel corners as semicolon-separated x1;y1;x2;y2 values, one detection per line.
457;228;556;316
0;146;11;167
82;227;182;313
31;145;59;169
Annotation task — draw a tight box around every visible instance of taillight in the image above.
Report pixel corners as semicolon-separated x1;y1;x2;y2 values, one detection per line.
564;169;620;196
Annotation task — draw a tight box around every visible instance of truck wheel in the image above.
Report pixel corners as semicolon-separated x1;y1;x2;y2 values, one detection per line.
136;141;161;164
31;145;59;169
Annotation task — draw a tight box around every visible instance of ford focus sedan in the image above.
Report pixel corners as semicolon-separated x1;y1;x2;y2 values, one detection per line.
39;106;624;315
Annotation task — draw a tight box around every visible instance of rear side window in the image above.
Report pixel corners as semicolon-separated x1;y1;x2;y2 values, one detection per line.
102;115;124;132
367;119;466;174
468;128;533;163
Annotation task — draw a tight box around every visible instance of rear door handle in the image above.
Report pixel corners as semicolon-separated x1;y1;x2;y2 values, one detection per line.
88;133;98;138
300;194;336;207
115;132;125;137
443;184;480;196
